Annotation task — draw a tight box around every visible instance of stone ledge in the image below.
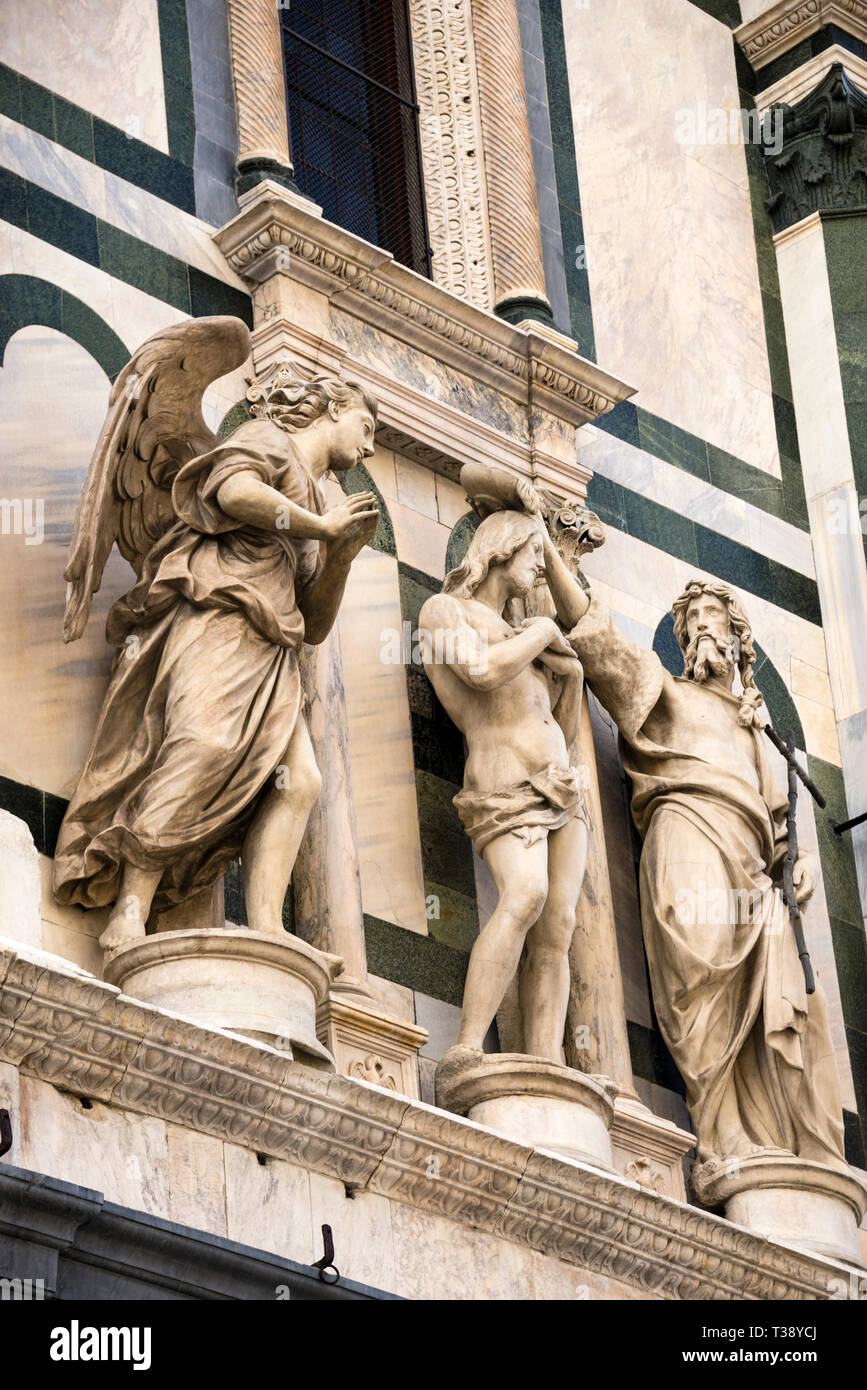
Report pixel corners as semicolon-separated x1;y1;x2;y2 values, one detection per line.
213;181;633;429
0;939;853;1300
735;0;867;69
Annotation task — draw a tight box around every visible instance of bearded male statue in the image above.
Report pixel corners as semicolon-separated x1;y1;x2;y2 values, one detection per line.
560;568;848;1182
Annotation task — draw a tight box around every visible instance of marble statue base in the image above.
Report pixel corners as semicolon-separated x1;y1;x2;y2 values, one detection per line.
692;1152;867;1267
437;1052;617;1171
104;928;337;1068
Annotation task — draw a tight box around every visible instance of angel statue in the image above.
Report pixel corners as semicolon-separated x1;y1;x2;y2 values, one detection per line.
53;315;379;955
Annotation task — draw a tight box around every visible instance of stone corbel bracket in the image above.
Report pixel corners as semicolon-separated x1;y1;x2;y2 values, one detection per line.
213;182;632;432
0;941;852;1301
735;0;867;70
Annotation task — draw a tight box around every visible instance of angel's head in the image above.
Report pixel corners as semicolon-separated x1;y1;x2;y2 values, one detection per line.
254;373;378;472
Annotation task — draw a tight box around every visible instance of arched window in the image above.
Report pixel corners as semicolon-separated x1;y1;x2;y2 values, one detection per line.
280;0;431;276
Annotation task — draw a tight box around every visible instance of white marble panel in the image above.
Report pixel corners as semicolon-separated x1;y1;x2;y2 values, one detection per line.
790;657;835;708
395;454;438;519
224;1144;314;1265
415;992;462;1060
1;0;169;153
0;116;247;289
363;448;397;501
807;488;867;722
165;1124;228;1236
390;498;451;579
16;1073;171;1213
435;472;472;530
390;1201;535;1300
336;545;428;932
562;0;779;473
309;1171;397;1292
2;221;188;350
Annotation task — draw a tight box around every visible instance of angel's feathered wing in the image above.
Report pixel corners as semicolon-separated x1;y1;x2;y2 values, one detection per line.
63;315;251;642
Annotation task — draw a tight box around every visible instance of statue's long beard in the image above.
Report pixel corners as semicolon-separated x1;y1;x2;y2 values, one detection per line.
684;633;735;684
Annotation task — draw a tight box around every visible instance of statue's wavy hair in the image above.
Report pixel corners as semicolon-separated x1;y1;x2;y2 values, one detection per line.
671;579;763;726
441;511;542;603
248;368;377;433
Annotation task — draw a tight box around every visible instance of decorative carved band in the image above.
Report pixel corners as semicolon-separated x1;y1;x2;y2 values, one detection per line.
765;64;867;231
214;183;630;427
470;0;551;318
0;941;846;1301
226;0;294;177
736;0;867;69
408;0;495;310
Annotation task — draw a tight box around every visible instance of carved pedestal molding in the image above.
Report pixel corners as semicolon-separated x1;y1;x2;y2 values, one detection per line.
407;0;495;309
316;995;429;1101
437;1053;618;1172
225;0;298;194
736;0;867;71
470;0;552;323
693;1154;867;1268
0;939;858;1300
103;928;336;1068
611;1096;696;1204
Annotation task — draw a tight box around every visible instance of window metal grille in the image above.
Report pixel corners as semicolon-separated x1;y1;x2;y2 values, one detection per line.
280;0;432;277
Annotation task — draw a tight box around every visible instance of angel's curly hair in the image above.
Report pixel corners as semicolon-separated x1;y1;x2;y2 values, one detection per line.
671;579;764;726
247;366;377;433
442;510;542;600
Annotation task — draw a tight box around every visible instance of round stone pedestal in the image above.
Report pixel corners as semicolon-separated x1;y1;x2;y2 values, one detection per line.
104;928;336;1068
692;1153;867;1268
437;1052;617;1171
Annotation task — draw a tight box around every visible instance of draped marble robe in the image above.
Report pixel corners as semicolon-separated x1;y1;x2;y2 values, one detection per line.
54;418;323;913
569;597;846;1170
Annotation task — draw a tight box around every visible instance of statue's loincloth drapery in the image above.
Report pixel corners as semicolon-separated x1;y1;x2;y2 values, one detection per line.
569;597;846;1168
453;762;587;854
54;420;322;913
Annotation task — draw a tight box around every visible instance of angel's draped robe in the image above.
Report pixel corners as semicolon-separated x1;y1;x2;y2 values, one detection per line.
53;418;323;913
570;597;846;1169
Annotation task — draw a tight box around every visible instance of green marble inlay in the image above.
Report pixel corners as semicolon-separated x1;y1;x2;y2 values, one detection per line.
0;62;195;214
0;274;128;382
808;756;863;930
823;214;867;513
336;463;396;556
637;410;710;481
415;770;475;897
444;512;479;574
424;880;479;952
831;916;867;1035
363;915;468;1009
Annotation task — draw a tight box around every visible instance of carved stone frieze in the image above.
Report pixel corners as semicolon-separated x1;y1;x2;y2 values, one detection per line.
0;940;851;1300
765;64;867;231
736;0;867;70
214;182;632;428
407;0;495;309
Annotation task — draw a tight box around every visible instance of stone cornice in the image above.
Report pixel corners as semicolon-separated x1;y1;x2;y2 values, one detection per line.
213;182;632;429
0;940;852;1300
736;0;867;70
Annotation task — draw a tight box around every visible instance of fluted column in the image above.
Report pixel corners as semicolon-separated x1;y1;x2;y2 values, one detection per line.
226;0;298;196
470;0;552;324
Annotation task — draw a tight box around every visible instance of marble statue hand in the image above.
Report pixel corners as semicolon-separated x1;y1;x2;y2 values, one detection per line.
318;492;380;546
792;850;817;907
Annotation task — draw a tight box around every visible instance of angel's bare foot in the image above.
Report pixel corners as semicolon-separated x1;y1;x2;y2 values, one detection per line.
99;894;149;953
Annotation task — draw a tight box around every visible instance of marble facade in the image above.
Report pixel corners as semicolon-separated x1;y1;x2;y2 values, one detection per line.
0;0;865;1300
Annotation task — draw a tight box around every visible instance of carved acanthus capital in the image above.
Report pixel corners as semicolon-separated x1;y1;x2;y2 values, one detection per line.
765;64;867;230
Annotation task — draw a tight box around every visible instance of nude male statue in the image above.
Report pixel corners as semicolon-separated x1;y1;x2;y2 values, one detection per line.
420;504;592;1078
